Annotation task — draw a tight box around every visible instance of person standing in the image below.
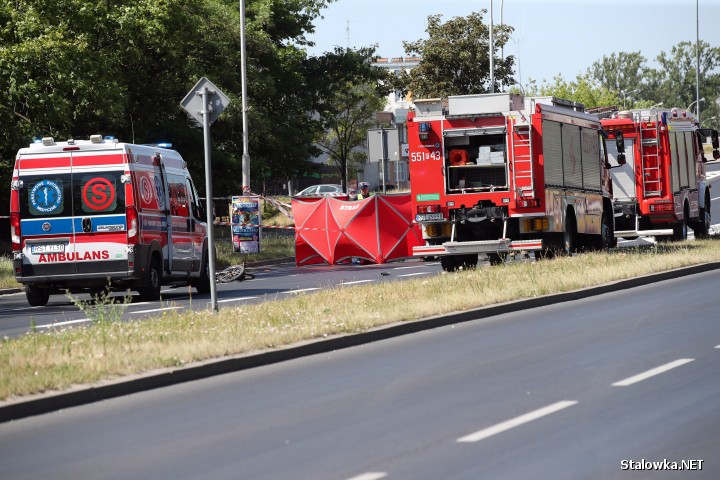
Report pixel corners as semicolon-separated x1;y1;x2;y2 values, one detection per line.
356;182;371;200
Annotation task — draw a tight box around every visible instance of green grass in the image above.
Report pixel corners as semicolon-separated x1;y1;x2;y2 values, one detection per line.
2;240;720;401
0;256;19;289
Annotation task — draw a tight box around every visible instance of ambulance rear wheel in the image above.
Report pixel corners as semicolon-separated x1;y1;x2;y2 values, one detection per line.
195;250;211;295
26;285;50;307
138;258;162;301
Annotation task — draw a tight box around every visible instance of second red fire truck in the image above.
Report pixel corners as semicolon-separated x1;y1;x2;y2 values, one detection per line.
599;107;719;241
408;93;617;271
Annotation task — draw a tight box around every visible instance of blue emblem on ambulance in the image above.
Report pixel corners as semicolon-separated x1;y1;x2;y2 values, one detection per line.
30;179;63;214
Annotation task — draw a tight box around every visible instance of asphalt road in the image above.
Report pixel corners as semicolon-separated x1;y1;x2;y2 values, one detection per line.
1;268;718;479
3;168;720;338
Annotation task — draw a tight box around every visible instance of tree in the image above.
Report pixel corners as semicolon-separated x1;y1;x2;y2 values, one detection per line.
305;47;393;191
0;0;338;215
528;74;619;109
399;11;515;98
647;40;720;126
589;51;649;101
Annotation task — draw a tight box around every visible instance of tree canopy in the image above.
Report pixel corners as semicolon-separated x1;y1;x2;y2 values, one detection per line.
400;11;515;98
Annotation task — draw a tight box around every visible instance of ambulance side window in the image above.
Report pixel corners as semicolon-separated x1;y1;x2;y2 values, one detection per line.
20;174;71;218
168;174;189;217
185;177;205;221
75;172;125;216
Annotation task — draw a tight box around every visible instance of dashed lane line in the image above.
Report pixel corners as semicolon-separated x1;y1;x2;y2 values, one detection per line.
285;288;320;294
339;280;375;286
131;306;183;314
397;272;432;278
37;318;92;329
345;473;387;480
611;359;694;387
218;296;258;303
457;400;578;443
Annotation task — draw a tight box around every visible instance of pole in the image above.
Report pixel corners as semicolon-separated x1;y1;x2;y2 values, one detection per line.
696;0;701;120
489;0;495;93
380;128;387;193
200;86;218;312
240;0;251;193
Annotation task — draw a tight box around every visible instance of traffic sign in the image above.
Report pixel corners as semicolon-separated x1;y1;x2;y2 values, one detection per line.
180;77;230;126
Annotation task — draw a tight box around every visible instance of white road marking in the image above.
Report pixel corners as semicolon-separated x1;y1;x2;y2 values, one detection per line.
37;318;92;329
285;288;320;294
457;400;578;443
131;306;182;314
218;296;258;303
345;473;387;480
715;345;720;349
612;359;694;387
398;272;431;278
339;280;375;286
392;265;430;270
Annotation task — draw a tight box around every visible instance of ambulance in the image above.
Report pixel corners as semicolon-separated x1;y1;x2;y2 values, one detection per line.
10;135;212;306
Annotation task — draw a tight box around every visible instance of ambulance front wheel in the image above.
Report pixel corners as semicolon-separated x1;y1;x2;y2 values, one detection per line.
138;257;162;301
26;284;50;307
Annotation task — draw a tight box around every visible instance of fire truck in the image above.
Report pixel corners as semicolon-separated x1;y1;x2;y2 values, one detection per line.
408;93;616;271
599;107;719;240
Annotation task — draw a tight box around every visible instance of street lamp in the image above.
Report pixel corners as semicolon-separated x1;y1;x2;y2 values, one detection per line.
650;102;663;109
621;89;639;108
701;116;716;126
687;97;705;115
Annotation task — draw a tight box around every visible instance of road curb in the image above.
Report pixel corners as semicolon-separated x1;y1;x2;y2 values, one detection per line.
2;260;719;423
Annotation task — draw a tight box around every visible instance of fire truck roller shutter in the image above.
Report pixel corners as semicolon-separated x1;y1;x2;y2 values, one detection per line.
448;149;468;166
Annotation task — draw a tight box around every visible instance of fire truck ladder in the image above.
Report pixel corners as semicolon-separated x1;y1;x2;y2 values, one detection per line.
638;118;662;197
510;117;534;198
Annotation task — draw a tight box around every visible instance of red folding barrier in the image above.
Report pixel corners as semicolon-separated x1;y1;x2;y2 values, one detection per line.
292;194;423;265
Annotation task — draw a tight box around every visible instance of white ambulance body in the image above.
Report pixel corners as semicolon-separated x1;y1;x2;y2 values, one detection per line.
10;136;211;306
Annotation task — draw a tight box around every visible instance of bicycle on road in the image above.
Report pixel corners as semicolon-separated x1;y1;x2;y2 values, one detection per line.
215;262;255;283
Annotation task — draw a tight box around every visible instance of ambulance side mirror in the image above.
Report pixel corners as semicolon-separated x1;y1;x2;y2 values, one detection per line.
711;130;719;150
714;150;720;161
616;153;627;166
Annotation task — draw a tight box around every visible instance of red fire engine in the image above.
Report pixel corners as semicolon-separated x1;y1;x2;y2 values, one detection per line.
599;107;719;240
408;93;616;271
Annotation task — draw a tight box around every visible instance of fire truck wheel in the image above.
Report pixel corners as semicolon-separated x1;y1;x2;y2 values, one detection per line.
461;254;479;269
672;205;689;241
487;253;506;266
694;195;711;238
440;255;459;272
26;285;50;307
562;212;577;255
138;257;162;301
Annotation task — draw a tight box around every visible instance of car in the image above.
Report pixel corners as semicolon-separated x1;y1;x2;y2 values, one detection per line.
295;184;346;197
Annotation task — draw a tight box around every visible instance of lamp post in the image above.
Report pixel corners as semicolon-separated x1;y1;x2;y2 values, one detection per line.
621;89;639;108
696;0;701;121
687;97;705;115
489;0;494;93
701;116;716;126
240;0;251;194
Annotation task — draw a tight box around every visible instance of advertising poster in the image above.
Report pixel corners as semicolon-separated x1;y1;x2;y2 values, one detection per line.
231;196;261;253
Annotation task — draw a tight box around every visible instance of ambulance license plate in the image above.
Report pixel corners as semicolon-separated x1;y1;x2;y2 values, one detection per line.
30;243;65;254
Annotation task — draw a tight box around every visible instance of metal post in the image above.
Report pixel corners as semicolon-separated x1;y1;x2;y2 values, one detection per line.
380;127;387;193
240;0;251;193
489;0;494;93
200;86;218;312
696;0;701;120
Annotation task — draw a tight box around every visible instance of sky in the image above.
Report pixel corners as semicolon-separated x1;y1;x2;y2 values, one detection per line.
307;0;720;89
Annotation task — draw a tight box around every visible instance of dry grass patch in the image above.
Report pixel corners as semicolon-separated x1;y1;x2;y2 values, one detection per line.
2;240;720;401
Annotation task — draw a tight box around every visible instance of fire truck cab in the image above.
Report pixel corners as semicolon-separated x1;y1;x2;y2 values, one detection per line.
601;108;720;240
409;93;616;271
10;136;212;306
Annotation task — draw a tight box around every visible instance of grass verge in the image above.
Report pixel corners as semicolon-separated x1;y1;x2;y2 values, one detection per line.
2;240;719;401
